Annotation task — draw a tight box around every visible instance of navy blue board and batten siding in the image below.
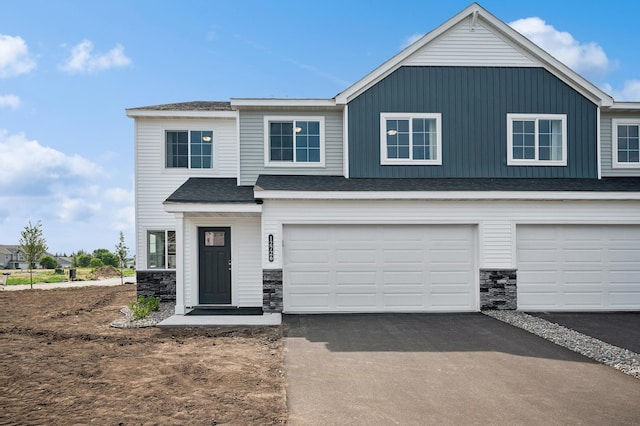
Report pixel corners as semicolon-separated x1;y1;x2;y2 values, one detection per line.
348;66;597;178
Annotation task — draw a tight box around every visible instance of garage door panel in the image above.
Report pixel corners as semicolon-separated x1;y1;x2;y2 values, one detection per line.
336;293;377;308
610;292;640;307
336;271;377;285
518;225;640;311
284;225;476;313
382;271;423;285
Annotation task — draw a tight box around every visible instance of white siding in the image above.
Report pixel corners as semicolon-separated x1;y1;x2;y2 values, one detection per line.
134;117;237;269
238;109;344;185
405;17;537;67
183;215;262;308
261;199;640;270
600;112;640;177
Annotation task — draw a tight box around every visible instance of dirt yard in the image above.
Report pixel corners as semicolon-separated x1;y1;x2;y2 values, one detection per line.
0;285;286;425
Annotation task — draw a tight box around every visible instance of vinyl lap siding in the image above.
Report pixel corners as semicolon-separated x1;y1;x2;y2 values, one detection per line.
405;17;536;67
261;199;640;270
348;66;598;178
135;117;237;268
238;110;344;185
601;112;640;177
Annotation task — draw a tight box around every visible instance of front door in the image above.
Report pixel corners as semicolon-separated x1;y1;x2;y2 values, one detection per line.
198;227;231;305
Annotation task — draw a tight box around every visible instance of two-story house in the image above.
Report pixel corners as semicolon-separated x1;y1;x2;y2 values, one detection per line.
127;3;640;326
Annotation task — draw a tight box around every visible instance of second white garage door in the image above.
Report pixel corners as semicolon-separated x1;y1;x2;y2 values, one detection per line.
283;225;476;313
517;225;640;311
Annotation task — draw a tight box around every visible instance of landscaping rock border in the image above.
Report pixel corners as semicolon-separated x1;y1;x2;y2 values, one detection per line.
110;302;175;328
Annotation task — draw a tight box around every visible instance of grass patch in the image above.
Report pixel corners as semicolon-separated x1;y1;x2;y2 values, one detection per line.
5;267;136;285
129;295;161;320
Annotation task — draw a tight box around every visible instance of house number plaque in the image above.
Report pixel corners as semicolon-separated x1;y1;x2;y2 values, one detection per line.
268;234;274;262
205;231;225;246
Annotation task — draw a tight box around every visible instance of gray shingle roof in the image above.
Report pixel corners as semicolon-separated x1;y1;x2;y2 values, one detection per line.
255;175;640;192
164;178;256;204
129;101;233;111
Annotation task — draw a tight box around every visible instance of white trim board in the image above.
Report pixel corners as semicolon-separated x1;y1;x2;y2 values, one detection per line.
254;190;640;201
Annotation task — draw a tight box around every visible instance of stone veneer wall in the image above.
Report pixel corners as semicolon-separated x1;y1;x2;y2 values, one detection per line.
480;269;517;310
136;270;176;301
263;269;283;313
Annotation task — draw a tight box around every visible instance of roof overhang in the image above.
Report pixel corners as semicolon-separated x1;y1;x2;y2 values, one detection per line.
254;190;640;201
607;102;640;112
126;109;237;119
230;98;338;108
334;3;613;107
163;202;262;213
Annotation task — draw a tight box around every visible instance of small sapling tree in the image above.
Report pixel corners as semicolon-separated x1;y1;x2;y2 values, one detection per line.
114;231;129;285
18;220;48;289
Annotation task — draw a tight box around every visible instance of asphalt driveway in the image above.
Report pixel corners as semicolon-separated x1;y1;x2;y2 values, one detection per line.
284;313;640;425
529;312;640;354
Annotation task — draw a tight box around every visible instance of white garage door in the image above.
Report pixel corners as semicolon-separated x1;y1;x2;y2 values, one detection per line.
283;225;476;313
517;225;640;311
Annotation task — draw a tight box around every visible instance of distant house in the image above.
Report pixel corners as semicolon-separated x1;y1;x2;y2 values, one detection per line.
56;256;73;268
0;245;27;269
0;245;57;269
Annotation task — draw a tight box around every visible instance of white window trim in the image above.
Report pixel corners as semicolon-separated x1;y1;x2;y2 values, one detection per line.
146;229;176;270
263;116;326;167
380;112;442;165
612;118;640;169
163;128;215;170
507;113;567;166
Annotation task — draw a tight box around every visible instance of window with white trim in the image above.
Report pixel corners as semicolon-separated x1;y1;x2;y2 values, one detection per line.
264;116;324;166
165;130;213;168
507;114;567;166
147;230;176;269
612;119;640;168
380;113;442;165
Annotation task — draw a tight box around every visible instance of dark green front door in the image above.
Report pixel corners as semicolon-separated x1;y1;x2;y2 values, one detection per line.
198;227;231;304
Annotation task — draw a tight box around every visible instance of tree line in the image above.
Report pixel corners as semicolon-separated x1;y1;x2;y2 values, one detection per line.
19;221;131;287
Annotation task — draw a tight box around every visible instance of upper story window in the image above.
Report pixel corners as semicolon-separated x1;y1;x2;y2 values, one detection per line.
166;130;213;169
507;114;567;166
380;113;442;165
264;116;325;167
147;230;176;269
612;119;640;168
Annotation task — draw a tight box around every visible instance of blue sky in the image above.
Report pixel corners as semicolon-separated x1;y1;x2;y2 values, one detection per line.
1;0;638;255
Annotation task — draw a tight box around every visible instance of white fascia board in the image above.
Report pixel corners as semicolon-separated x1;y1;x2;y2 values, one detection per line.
335;3;612;107
230;98;337;108
163;203;262;213
125;110;237;118
254;190;640;201
608;102;640;111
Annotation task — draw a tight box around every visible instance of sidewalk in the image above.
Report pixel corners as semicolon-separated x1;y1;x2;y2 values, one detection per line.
1;276;136;291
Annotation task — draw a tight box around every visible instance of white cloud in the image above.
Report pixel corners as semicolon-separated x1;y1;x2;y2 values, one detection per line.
400;33;424;50
509;17;609;77
0;129;135;253
0;34;36;78
60;40;132;74
0;130;103;193
0;94;21;110
602;80;640;101
104;187;134;204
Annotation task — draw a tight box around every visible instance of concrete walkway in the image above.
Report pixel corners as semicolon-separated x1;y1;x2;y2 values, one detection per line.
1;276;135;291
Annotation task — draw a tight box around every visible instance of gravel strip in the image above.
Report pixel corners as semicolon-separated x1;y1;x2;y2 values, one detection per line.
110;302;175;328
483;310;640;379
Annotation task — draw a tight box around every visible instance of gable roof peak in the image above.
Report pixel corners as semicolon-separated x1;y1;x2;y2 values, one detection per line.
335;2;612;107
